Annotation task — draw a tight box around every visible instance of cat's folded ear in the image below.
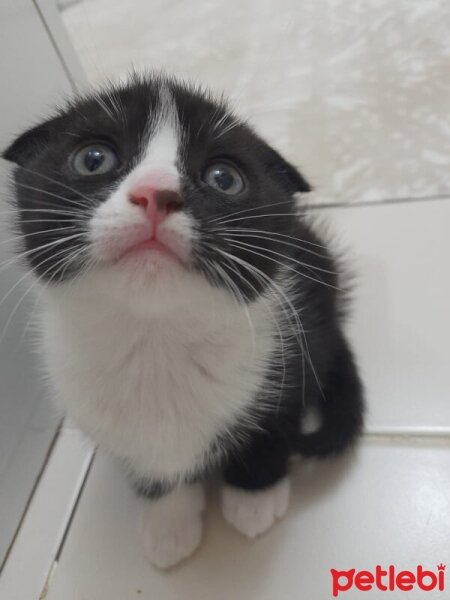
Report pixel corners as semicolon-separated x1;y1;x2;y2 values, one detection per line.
264;145;312;194
2;120;55;167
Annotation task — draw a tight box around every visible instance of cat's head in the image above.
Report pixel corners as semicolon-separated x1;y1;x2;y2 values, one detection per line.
3;74;311;310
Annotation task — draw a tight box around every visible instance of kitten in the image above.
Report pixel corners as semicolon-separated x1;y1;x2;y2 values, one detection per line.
3;73;363;569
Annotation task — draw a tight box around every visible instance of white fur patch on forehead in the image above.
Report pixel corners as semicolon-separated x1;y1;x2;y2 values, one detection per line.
143;86;180;166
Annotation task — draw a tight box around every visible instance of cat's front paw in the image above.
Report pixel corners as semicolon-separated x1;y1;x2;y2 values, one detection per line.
141;513;203;569
139;483;205;569
221;477;290;539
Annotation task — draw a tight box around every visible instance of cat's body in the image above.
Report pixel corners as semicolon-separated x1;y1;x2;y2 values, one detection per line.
43;268;277;481
3;74;363;567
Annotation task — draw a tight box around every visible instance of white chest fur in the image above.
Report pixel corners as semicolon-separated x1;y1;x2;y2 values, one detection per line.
42;273;276;482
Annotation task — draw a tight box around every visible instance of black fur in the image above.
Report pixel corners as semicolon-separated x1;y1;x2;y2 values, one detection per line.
3;73;364;493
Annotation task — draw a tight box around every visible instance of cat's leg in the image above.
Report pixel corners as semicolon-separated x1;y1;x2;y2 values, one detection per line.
294;331;364;457
136;480;206;569
220;432;291;538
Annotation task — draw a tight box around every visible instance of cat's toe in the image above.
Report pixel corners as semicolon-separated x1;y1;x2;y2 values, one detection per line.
138;483;205;569
141;513;203;569
221;477;290;538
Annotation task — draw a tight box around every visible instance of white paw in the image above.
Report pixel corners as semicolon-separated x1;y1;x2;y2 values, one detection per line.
141;513;203;569
221;477;290;539
139;483;205;569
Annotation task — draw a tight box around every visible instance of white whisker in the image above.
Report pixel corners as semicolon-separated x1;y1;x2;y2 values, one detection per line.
17;166;96;204
213;212;302;226
0;232;86;276
208;199;299;223
0;243;86;344
206;258;257;354
0;226;77;247
210;245;324;400
223;238;340;290
0;207;84;217
94;94;116;122
15;182;92;210
205;247;288;407
215;227;330;253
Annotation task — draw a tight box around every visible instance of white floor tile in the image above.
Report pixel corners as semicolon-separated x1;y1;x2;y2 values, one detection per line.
46;441;450;600
0;427;93;600
317;200;450;432
61;0;450;204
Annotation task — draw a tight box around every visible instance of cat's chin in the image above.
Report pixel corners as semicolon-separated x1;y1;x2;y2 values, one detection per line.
119;244;182;270
108;253;187;296
66;258;215;319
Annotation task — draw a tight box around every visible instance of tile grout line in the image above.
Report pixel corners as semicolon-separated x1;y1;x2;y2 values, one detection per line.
32;0;81;91
54;448;96;562
37;449;96;600
35;429;448;598
363;428;450;445
302;192;450;211
0;420;63;576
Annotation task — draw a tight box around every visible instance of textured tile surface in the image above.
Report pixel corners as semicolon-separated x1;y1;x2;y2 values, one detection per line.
317;199;450;432
0;0;75;566
61;0;450;204
46;443;450;600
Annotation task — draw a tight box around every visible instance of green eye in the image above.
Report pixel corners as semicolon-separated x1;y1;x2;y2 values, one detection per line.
71;143;119;175
202;162;245;195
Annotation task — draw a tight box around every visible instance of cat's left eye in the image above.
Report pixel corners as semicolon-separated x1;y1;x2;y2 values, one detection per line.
71;143;119;176
202;162;245;195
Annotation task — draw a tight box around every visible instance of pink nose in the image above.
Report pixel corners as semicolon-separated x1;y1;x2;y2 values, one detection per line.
129;186;183;224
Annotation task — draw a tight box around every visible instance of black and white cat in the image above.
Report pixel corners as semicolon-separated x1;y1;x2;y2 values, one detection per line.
3;74;363;568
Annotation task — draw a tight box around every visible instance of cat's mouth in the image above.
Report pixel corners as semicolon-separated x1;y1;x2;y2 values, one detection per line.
121;237;181;264
114;216;194;268
90;209;194;269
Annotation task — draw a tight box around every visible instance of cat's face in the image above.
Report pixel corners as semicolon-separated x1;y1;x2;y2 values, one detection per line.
3;75;310;306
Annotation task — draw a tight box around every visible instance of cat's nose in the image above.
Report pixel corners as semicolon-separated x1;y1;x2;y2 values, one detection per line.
129;186;183;221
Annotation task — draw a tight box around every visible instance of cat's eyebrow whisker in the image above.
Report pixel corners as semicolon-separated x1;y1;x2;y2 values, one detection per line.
94;94;117;123
213;118;240;140
61;131;82;138
14;182;92;210
223;237;341;291
106;88;128;129
210;112;231;134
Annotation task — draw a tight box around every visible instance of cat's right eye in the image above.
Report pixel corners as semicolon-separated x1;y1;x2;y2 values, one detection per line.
71;143;119;176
